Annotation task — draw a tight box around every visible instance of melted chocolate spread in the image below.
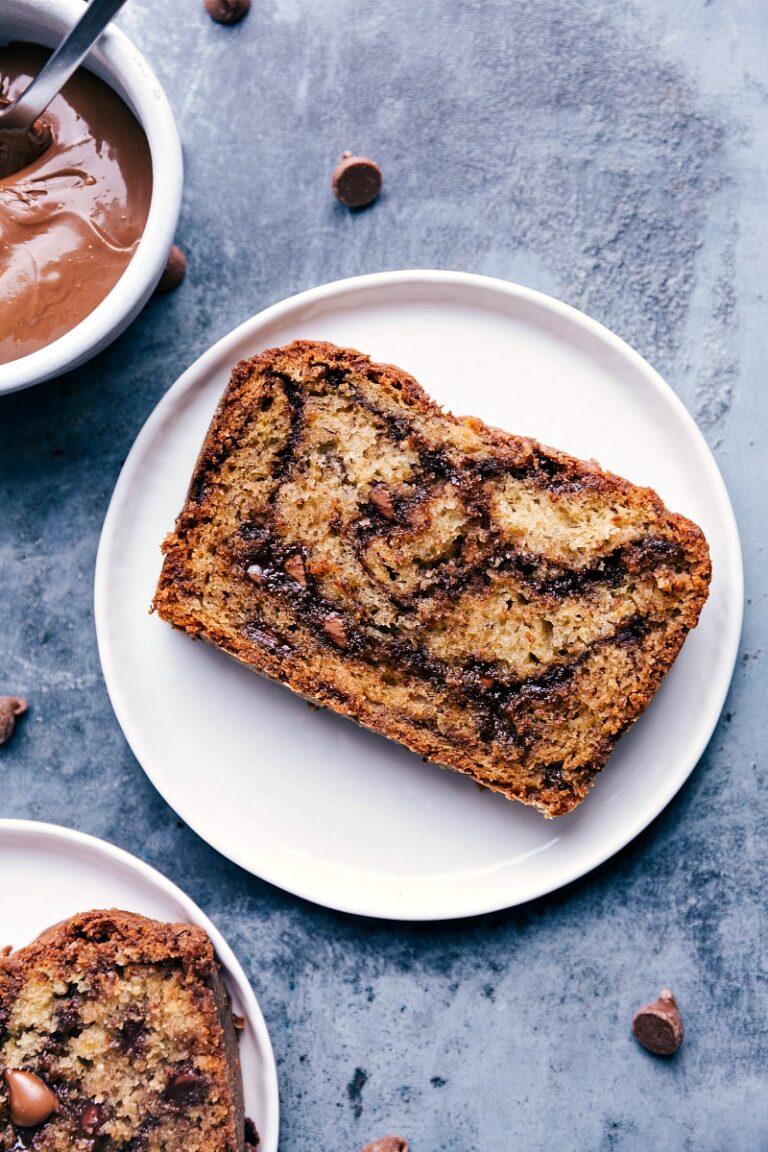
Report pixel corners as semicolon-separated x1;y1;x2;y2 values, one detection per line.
0;43;152;365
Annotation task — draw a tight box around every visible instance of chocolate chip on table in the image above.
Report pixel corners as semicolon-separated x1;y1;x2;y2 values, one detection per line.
0;696;27;745
204;0;250;23
3;1069;59;1127
360;1138;410;1152
155;244;187;293
632;988;684;1055
331;152;382;209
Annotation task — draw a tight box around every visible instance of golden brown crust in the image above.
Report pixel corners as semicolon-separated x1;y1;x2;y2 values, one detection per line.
11;909;215;973
153;340;711;817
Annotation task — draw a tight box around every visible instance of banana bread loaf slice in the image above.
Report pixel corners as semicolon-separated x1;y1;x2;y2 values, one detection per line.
153;340;711;816
0;910;254;1152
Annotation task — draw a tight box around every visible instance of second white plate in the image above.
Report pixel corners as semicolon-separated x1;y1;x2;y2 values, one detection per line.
95;271;742;920
0;820;279;1151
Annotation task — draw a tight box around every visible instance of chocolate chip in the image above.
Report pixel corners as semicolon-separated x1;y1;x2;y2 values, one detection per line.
77;1102;106;1138
322;614;349;649
164;1068;206;1107
632;989;684;1055
204;0;250;22
0;696;27;745
3;1069;59;1127
239;514;269;539
360;1138;410;1152
54;999;81;1037
331;152;382;209
155;244;186;293
112;1016;146;1056
283;554;308;587
244;622;292;653
244;1117;260;1149
369;486;396;519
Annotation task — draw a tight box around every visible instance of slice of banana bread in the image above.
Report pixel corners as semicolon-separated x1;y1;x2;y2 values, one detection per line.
0;910;254;1152
153;340;711;816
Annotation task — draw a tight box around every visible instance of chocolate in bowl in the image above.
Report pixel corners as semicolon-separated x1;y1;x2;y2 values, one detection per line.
0;0;181;395
0;42;152;365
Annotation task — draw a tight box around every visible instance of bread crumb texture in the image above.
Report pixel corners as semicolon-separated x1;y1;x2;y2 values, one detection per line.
153;341;711;816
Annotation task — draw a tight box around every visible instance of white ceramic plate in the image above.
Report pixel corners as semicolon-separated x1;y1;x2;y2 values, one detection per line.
0;820;279;1151
95;271;743;921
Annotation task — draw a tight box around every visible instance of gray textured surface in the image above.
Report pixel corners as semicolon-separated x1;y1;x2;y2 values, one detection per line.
0;0;764;1148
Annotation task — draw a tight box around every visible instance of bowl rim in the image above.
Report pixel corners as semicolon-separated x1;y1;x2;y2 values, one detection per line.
0;0;183;394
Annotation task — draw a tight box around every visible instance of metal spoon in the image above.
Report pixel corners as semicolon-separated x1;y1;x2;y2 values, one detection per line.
0;0;129;180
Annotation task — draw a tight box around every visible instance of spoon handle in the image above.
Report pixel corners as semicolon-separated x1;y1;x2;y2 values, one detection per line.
0;0;130;131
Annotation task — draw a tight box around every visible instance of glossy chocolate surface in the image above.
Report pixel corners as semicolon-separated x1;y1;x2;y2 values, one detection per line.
0;44;152;365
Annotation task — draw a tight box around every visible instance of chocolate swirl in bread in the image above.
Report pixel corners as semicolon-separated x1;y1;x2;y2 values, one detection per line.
153;341;711;816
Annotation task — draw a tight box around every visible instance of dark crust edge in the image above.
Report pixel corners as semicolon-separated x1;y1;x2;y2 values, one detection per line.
152;340;712;818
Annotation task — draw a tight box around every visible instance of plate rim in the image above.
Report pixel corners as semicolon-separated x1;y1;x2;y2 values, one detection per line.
94;269;744;920
0;817;280;1152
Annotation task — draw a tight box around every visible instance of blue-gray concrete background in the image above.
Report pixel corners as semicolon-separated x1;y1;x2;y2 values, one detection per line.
1;0;765;1148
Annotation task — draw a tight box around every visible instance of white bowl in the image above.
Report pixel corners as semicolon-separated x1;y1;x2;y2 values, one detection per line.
0;0;183;394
